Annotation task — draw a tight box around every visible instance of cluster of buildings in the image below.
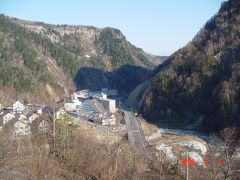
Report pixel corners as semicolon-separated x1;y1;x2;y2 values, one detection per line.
0;101;59;137
0;88;119;137
64;88;118;126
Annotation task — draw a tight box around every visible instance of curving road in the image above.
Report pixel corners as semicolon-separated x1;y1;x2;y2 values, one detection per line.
122;107;153;162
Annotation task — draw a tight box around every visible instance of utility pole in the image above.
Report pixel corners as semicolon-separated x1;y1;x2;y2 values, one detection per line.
186;152;189;180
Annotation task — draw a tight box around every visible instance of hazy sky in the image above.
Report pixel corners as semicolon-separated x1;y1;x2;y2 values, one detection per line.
0;0;224;55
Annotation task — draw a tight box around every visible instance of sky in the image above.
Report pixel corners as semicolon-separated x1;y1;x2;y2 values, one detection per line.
0;0;224;56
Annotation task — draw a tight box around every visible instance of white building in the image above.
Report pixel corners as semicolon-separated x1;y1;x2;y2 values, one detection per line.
0;111;5;129
64;101;82;111
13;101;25;112
2;113;31;136
64;103;76;111
101;115;116;126
92;92;116;113
3;113;15;125
28;113;39;123
97;98;116;113
37;109;42;115
101;92;107;100
71;93;80;101
72;99;82;106
14;120;31;136
73;90;90;99
64;96;82;111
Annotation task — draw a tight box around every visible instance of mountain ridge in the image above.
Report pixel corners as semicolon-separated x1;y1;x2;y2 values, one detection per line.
132;0;240;133
0;14;164;104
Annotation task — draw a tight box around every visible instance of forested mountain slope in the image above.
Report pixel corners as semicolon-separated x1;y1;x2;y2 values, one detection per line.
140;0;240;132
0;15;160;103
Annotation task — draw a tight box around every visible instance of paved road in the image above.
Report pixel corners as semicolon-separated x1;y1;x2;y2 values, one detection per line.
69;105;154;162
123;108;153;162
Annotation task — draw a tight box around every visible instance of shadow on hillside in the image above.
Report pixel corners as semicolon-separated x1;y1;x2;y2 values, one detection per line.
74;64;152;95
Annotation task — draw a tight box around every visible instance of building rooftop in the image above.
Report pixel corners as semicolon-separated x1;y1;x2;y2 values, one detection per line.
80;99;106;114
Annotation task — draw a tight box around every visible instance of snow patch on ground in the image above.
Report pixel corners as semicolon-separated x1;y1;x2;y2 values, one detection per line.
182;151;204;166
156;143;177;163
177;140;207;155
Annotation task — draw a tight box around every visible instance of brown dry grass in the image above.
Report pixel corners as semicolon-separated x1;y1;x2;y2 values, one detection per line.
114;109;124;125
75;119;126;145
140;118;158;136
